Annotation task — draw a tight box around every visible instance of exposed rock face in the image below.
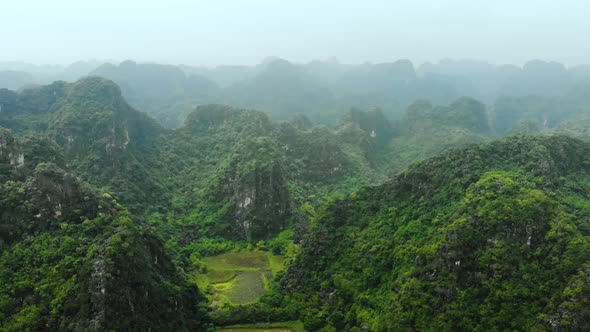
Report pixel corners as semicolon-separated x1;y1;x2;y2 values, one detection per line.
0;77;168;208
88;245;108;332
232;157;291;241
25;163;104;224
177;105;297;240
338;107;394;145
196;135;292;241
0;128;25;180
0;158;208;330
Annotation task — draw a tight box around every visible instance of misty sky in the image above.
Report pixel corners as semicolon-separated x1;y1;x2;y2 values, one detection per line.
2;0;589;67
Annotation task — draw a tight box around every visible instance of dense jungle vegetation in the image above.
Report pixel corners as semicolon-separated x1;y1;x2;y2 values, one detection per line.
1;59;590;331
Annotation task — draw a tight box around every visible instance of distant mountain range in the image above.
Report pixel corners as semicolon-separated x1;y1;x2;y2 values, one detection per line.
3;58;590;129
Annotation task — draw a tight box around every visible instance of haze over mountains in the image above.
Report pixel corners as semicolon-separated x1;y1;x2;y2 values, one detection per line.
3;0;590;329
2;54;590;329
2;58;589;129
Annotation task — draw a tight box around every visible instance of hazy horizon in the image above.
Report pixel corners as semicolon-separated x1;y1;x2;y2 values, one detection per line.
2;0;590;67
1;56;589;71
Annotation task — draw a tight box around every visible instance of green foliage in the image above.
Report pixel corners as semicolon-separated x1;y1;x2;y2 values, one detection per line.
0;78;503;245
557;108;590;140
387;98;493;174
6;76;590;330
0;208;207;330
0;146;208;330
268;230;295;256
282;135;590;330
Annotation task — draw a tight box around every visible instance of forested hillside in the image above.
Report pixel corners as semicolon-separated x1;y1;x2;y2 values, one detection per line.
0;128;207;330
282;135;590;330
4;0;590;329
1;74;590;330
6;58;590;132
0;77;499;239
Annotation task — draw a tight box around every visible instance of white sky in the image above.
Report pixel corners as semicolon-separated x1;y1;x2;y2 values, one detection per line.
1;0;589;66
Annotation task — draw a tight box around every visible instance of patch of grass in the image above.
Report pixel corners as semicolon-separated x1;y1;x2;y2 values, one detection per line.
192;272;210;291
261;270;275;291
206;251;270;271
210;270;238;284
223;271;267;304
203;250;284;306
267;253;284;275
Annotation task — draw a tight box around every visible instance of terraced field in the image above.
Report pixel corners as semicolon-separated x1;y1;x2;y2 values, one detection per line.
203;251;282;305
206;251;270;270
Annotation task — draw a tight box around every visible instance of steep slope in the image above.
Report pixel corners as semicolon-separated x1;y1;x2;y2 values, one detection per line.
48;77;168;207
0;128;26;182
165;104;384;242
387;97;493;174
92;60;220;127
0;136;208;330
5;71;590;330
164;105;292;241
0;77;168;210
282;135;590;330
1;79;500;243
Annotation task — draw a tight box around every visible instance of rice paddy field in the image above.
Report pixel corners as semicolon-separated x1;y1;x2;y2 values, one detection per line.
201;251;284;306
